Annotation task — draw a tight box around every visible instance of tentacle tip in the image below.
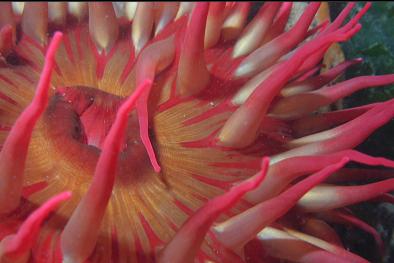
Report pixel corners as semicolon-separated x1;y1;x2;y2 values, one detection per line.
1;24;13;31
53;31;64;39
253;157;270;187
142;78;153;87
61;191;73;200
340;156;350;165
351;23;362;36
0;24;13;38
354;57;363;63
261;157;270;169
50;31;64;47
154;165;161;173
147;153;161;174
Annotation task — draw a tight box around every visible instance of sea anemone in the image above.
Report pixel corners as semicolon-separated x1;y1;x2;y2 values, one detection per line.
0;2;393;263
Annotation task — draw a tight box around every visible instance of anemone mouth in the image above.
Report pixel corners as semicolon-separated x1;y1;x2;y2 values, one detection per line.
46;86;126;149
45;86;147;151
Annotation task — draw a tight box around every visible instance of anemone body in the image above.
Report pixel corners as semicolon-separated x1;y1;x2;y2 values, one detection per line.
0;2;393;263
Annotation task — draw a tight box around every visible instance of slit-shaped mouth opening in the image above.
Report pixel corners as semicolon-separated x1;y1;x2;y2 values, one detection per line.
47;85;146;152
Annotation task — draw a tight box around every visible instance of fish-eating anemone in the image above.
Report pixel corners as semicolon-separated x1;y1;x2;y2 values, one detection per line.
0;2;393;263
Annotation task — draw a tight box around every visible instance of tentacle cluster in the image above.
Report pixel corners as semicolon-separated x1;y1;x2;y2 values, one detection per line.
0;2;393;263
